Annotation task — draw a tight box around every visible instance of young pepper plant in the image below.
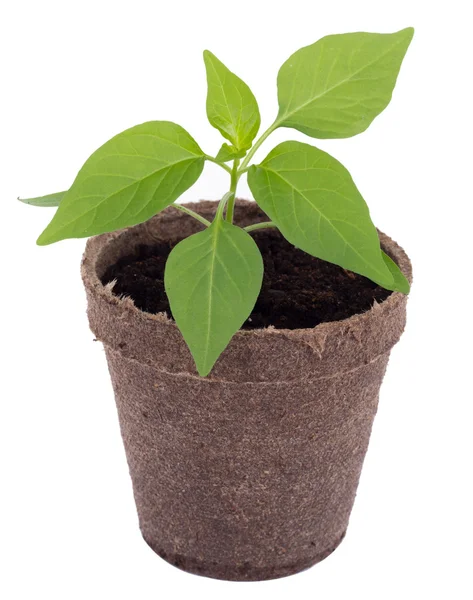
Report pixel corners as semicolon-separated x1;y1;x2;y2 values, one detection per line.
20;28;413;376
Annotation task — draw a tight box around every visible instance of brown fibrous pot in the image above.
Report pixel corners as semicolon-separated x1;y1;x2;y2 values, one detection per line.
81;200;412;581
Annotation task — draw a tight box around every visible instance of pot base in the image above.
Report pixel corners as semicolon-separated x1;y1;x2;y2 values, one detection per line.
142;530;346;582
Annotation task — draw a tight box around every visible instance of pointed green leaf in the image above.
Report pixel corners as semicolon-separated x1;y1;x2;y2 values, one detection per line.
276;28;414;139
164;219;263;376
381;251;410;293
18;191;66;207
215;143;246;163
203;50;260;150
37;121;205;245
248;140;395;289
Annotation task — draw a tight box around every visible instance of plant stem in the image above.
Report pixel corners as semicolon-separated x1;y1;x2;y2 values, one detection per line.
174;203;211;227
238;121;278;173
204;155;232;174
225;159;240;223
216;191;233;221
244;221;278;233
238;166;250;175
210;121;279;226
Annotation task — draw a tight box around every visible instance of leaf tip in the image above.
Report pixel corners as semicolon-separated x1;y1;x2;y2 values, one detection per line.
36;235;49;247
397;26;415;43
36;227;55;246
17;195;35;206
396;277;411;295
196;364;212;377
386;275;410;294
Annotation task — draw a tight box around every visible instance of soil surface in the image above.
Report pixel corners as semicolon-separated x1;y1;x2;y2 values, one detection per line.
101;230;392;330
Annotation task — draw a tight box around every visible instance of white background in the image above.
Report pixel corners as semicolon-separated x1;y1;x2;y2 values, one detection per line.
1;1;472;598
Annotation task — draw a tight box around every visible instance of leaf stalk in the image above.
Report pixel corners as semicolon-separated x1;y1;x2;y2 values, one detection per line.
204;155;232;174
174;204;211;227
244;221;278;233
216;191;233;221
238;122;278;173
225;159;240;223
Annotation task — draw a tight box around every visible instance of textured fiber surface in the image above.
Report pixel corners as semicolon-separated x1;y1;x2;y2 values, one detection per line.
81;200;412;581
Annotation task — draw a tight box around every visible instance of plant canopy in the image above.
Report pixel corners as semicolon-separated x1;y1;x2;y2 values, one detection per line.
20;28;414;376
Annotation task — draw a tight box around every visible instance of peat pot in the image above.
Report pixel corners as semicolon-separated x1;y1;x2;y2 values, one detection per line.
81;200;412;581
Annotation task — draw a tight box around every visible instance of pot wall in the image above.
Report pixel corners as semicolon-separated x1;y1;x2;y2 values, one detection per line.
82;200;412;581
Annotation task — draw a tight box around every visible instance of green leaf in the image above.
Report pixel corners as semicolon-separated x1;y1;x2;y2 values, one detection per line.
276;28;414;139
18;191;66;207
381;251;410;293
203;50;261;150
215;143;246;163
247;140;395;289
37;121;205;245
164;218;263;376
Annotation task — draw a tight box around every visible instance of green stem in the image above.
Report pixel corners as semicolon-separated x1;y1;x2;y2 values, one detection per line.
204;155;232;174
225;159;240;223
174;203;211;227
238;121;278;173
216;191;233;221
244;221;278;233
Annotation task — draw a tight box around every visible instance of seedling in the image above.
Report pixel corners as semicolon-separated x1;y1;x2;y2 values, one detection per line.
20;28;413;376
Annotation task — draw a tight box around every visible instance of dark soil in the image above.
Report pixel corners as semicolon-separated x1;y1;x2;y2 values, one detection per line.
101;230;392;330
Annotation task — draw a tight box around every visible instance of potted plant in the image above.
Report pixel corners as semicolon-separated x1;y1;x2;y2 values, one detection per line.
20;27;414;581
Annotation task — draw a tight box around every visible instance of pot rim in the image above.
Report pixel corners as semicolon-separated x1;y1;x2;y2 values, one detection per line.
82;199;412;382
